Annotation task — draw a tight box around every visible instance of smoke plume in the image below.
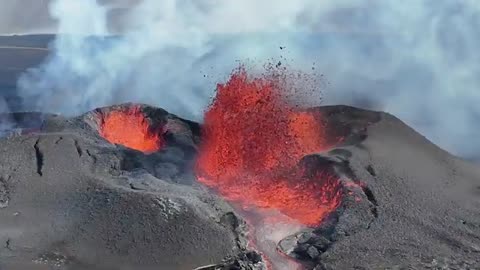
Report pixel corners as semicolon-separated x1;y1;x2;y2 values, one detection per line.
15;0;480;159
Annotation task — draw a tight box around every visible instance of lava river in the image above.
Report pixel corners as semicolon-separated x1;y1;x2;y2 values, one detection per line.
195;67;343;269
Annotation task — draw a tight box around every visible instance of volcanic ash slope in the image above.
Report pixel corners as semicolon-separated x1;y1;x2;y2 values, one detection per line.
0;106;252;270
303;106;480;269
0;104;479;269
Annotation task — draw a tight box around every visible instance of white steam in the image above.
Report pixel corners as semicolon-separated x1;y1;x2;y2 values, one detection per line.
0;97;14;137
15;0;480;158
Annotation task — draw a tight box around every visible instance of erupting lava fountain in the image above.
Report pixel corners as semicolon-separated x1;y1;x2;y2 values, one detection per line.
195;66;343;269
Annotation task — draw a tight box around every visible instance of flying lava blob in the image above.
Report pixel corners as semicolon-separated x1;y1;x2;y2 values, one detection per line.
195;66;342;227
99;106;164;153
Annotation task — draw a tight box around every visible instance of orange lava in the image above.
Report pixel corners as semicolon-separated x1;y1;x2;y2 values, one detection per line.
100;106;163;153
196;67;342;227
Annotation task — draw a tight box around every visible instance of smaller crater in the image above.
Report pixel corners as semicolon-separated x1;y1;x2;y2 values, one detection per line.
97;105;165;154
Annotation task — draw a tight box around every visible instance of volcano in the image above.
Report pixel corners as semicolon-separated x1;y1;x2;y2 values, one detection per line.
1;75;480;269
1;101;479;269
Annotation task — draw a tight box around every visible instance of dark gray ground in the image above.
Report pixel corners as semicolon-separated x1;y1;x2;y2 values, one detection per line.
339;110;480;269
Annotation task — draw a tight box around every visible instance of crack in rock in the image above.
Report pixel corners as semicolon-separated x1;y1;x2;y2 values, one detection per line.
86;149;97;164
33;139;44;176
361;185;379;219
74;139;83;157
54;136;63;144
366;165;376;177
5;238;12;251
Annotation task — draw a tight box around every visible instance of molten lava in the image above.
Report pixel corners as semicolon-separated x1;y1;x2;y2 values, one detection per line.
196;67;342;227
99;106;163;153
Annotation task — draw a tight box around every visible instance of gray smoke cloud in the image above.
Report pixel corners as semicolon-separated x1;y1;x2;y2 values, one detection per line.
15;0;480;159
0;0;54;34
0;0;140;34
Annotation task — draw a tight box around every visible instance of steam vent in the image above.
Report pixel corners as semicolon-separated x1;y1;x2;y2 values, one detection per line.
1;74;480;269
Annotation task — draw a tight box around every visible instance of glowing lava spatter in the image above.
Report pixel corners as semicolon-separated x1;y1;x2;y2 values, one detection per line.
196;66;342;226
100;106;164;153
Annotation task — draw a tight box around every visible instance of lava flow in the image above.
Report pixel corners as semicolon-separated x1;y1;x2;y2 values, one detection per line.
196;66;343;268
99;106;164;153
